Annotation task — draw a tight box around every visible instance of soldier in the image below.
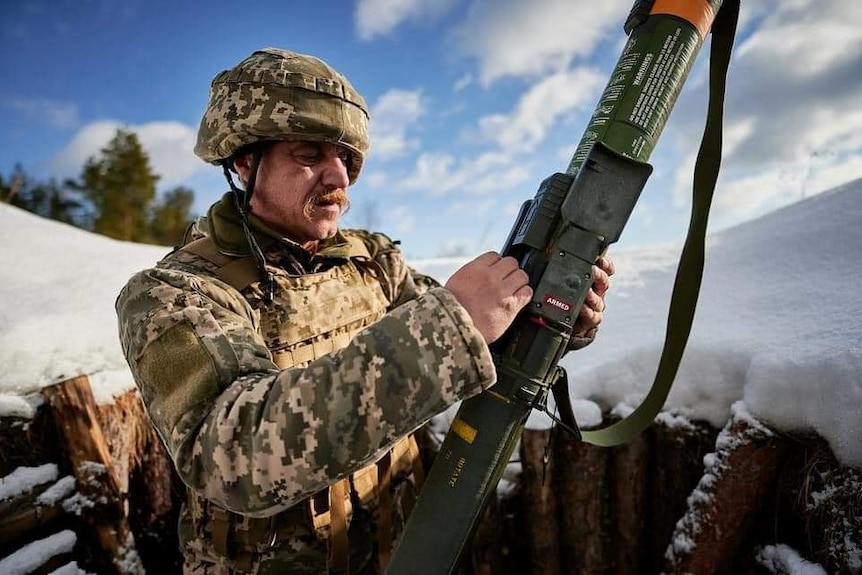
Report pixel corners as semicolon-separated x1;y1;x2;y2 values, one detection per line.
116;48;614;574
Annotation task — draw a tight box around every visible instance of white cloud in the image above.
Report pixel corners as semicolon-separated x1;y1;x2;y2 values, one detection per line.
45;120;120;177
361;170;390;189
670;106;862;228
658;0;862;232
369;89;426;160
355;0;458;40
8;98;79;129
671;116;757;209
46;120;203;189
453;0;629;85
436;238;472;257
736;0;862;78
403;149;531;196
133;122;201;187
394;65;602;200
714;170;806;223
475;67;604;152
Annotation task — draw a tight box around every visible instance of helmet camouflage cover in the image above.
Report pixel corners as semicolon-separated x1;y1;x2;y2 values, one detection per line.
194;47;370;183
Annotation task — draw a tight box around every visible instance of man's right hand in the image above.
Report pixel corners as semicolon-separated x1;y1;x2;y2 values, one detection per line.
444;252;533;344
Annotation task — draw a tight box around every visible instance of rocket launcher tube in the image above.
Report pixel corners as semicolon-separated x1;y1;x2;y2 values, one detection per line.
568;0;722;175
387;143;652;575
387;1;727;572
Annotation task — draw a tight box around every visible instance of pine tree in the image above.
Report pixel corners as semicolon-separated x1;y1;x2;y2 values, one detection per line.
2;164;84;226
70;128;159;242
149;185;195;246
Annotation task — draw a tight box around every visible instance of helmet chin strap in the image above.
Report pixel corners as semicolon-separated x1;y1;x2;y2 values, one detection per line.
221;148;276;304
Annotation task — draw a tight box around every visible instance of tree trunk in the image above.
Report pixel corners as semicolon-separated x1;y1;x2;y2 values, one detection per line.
648;419;718;573
554;432;612;575
42;375;144;574
610;431;651;574
521;429;562;575
663;415;791;575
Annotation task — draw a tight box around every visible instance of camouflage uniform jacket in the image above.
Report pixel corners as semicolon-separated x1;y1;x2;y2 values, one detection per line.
115;193;496;573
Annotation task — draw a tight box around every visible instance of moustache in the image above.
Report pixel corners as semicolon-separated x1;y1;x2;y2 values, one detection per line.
312;188;349;206
304;188;350;218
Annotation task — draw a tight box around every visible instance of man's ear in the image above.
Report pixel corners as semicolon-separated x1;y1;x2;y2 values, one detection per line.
232;153;251;185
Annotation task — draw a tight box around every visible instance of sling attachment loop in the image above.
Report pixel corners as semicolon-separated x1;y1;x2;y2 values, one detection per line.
548;368;582;441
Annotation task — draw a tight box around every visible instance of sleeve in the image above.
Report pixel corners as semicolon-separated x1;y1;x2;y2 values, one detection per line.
116;265;494;518
354;230;595;350
568;327;597;351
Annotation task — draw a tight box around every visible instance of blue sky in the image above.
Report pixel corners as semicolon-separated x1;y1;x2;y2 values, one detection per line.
1;0;860;258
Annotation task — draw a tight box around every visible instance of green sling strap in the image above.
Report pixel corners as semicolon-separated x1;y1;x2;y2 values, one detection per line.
579;0;740;446
386;3;742;573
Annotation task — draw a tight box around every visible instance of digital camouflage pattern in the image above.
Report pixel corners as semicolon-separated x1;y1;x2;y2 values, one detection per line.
194;48;370;183
116;194;496;573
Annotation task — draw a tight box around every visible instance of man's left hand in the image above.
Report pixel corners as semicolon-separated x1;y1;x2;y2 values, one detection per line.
572;255;615;339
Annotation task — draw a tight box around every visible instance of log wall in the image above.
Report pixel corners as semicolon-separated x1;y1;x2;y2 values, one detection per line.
1;376;858;574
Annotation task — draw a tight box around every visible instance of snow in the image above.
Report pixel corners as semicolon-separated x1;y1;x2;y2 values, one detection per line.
755;543;828;575
0;204;164;402
0;178;860;471
1;179;860;571
545;179;862;467
0;463;59;502
0;530;77;575
0;180;862;460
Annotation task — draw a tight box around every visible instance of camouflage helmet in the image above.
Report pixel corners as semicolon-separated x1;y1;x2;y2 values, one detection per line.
194;47;370;183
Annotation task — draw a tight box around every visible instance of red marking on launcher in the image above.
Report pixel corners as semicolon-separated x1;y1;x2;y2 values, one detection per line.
544;294;573;312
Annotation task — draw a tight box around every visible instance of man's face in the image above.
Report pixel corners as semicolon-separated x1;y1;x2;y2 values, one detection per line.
235;140;352;249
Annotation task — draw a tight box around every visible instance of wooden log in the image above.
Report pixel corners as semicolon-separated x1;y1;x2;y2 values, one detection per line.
554;430;612;575
649;417;717;574
663;412;790;574
774;438;862;575
129;429;175;524
469;489;506;575
127;429;184;574
609;430;651;574
0;402;62;477
0;473;75;551
41;375;143;574
97;386;183;572
42;376;121;495
0;504;65;552
95;389;152;498
520;429;562;575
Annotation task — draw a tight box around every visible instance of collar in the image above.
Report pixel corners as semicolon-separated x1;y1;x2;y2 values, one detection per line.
206;192;354;261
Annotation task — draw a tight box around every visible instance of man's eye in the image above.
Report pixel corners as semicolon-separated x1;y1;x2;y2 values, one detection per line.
337;150;352;164
293;151;322;164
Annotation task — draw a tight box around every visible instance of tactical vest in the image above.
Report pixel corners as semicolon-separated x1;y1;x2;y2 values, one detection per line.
181;234;425;574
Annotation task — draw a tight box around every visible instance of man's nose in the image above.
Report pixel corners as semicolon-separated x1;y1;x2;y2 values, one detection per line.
321;152;350;189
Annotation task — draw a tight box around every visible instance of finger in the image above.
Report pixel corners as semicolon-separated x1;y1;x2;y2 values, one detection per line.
583;288;605;313
511;284;534;309
597;255;616;277
491;257;530;291
591;264;612;297
475;251;503;265
492;255;521;276
578;302;602;326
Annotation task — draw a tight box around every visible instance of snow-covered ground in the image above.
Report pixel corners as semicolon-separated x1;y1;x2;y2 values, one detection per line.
0;179;860;468
1;180;860;574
